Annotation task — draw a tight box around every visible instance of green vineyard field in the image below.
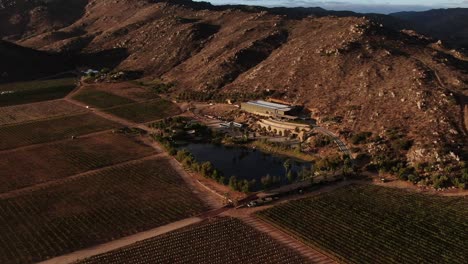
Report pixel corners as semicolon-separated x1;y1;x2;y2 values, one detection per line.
257;185;468;264
0;113;119;150
0;158;207;264
77;217;310;264
104;99;180;123
0;78;77;107
0;133;156;193
72;89;135;109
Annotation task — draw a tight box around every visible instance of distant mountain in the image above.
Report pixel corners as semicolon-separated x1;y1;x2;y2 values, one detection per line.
0;0;88;41
391;8;468;50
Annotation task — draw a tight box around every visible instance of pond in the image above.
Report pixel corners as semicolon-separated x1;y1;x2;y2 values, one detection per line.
178;143;312;190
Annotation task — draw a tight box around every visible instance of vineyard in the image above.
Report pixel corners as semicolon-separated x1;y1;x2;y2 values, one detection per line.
257;185;468;264
0;100;85;126
104;99;180;123
77;217;310;264
72;89;135;109
0;133;156;193
0;113;119;150
0;158;207;264
0;78;76;107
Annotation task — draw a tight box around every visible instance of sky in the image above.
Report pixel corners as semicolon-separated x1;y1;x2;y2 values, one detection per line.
195;0;468;13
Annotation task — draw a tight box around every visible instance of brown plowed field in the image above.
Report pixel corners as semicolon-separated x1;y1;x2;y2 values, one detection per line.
0;132;156;193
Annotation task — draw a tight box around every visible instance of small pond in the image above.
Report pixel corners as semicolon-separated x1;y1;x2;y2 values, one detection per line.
178;143;312;190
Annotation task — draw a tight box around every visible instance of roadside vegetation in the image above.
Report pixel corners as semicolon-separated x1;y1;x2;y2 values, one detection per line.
0;78;76;107
77;217;309;264
0;113;119;150
0;158;207;264
257;184;468;264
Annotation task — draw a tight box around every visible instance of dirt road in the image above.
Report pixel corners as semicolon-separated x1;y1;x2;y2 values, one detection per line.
39;217;203;264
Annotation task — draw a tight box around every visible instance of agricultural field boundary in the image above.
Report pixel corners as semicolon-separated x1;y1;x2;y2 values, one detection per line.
0;154;163;199
38;217;203;264
239;215;336;264
0;130;111;154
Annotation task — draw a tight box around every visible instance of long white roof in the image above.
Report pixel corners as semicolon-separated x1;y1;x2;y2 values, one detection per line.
246;100;292;111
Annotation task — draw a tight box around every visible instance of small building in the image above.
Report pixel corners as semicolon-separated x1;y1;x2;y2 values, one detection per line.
241;100;295;118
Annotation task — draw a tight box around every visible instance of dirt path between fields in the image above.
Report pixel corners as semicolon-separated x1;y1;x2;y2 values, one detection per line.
0;154;163;199
39;217;203;264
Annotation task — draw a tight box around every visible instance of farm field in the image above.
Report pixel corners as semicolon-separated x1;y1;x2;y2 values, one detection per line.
0;158;207;264
77;217;310;264
104;99;180;123
72;88;135;109
0;78;77;107
0;113;119;150
0;100;85;126
257;185;468;264
0;132;156;193
83;82;161;102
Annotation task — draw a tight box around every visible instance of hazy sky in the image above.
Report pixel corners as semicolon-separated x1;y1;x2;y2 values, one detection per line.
196;0;468;13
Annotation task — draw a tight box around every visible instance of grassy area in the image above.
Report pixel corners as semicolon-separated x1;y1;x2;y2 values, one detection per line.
77;217;309;264
72;89;135;109
0;113;119;150
257;185;468;264
248;140;315;162
0;158;207;264
104;99;180;123
0;78;76;107
0;133;156;193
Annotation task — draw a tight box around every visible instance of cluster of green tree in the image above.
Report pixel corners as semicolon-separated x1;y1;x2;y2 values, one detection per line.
228;176;256;193
174;149;228;186
152;117;215;142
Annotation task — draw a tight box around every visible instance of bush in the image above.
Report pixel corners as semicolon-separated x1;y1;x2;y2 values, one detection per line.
350;132;372;145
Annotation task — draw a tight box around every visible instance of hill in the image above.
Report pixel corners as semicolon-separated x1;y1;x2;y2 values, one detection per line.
391;8;468;50
0;39;74;82
1;0;467;182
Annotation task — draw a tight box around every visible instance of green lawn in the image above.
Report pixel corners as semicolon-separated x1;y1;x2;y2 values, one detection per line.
0;78;76;106
104;99;180;123
257;184;468;264
72;89;135;109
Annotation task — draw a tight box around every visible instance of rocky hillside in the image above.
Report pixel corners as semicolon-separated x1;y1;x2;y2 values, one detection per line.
0;0;88;41
391;8;468;50
1;0;467;184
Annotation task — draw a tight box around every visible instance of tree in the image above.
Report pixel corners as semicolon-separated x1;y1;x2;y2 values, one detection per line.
241;180;250;193
283;159;292;173
287;170;297;183
229;176;238;191
200;162;214;178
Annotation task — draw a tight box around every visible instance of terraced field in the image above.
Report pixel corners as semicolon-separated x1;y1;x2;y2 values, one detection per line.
0;113;119;150
77;217;310;264
0;133;156;193
257;185;468;264
0;158;207;264
104;99;180;123
0;100;85;126
72;89;135;109
0;78;76;107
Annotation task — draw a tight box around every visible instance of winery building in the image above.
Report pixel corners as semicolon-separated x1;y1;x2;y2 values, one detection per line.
241;100;296;119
